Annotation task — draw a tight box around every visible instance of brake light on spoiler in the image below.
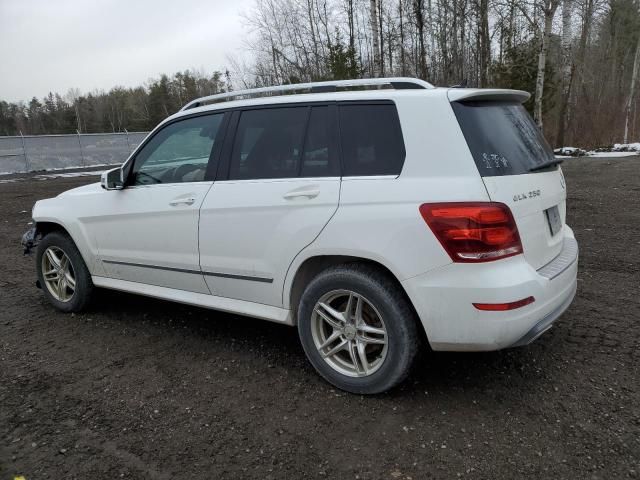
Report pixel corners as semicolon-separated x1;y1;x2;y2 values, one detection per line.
419;202;523;263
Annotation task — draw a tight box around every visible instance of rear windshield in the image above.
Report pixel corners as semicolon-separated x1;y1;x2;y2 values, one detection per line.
451;101;556;176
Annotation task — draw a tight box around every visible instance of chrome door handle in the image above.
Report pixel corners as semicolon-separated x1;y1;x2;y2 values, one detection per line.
169;197;196;206
283;188;320;200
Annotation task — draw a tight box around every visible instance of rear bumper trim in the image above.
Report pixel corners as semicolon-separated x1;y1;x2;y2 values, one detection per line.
537;237;578;280
510;281;577;347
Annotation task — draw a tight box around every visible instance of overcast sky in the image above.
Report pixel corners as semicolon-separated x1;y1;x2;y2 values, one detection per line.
0;0;254;103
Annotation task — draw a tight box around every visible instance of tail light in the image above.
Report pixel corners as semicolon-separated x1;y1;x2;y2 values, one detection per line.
419;202;523;263
473;296;535;311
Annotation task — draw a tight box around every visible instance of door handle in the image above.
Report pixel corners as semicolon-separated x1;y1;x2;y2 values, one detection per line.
283;187;320;200
169;197;196;206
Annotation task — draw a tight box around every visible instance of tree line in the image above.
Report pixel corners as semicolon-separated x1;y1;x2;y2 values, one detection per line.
2;0;639;148
0;71;230;137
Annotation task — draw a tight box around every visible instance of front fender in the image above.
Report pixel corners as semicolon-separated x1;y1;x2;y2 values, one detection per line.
31;199;102;276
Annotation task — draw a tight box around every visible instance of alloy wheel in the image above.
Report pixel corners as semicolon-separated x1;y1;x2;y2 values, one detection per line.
41;246;76;302
310;289;388;377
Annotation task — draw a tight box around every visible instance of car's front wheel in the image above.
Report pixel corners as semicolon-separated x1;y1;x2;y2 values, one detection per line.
36;231;94;312
297;264;419;394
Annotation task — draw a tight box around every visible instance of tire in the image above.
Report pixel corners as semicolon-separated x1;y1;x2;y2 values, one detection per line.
36;231;94;312
297;263;420;394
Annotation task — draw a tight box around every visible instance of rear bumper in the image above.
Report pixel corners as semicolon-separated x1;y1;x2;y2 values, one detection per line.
402;227;578;351
510;282;576;347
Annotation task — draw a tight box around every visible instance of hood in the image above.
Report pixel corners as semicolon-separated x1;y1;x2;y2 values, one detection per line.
57;182;103;197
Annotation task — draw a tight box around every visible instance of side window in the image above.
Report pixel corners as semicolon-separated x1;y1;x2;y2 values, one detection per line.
229;107;307;180
131;114;224;186
338;104;405;176
300;106;338;177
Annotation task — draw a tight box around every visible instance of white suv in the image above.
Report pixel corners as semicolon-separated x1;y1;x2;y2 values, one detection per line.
23;78;578;394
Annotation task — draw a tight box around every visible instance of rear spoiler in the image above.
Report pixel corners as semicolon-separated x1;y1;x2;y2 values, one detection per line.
447;88;530;104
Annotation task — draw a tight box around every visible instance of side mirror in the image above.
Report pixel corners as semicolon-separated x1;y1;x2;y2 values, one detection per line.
101;167;124;190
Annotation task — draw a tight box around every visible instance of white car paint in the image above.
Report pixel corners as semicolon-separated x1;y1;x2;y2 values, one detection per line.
483;169;567;269
198;176;340;306
31;80;578;350
91;182;214;294
402;229;577;351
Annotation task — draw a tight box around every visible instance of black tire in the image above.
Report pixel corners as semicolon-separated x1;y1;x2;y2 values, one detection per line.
297;263;420;394
36;231;94;312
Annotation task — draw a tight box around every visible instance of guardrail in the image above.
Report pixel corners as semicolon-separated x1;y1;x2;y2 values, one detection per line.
0;131;149;174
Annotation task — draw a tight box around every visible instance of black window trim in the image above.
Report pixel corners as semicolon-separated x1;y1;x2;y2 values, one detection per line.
121;98;405;185
214;99;404;181
296;106;314;178
215;100;339;182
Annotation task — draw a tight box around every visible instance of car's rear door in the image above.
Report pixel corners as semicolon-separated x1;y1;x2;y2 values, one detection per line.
198;104;340;307
89;112;228;293
450;91;567;270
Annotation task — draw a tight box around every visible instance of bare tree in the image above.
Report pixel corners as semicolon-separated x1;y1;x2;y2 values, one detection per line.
65;88;83;133
370;0;382;76
534;0;560;128
624;30;640;143
477;0;490;86
413;0;428;79
555;0;573;145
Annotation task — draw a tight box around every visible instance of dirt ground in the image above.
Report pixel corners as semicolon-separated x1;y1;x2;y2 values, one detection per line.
1;158;638;479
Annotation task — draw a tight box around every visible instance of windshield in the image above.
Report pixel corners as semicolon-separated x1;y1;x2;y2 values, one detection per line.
452;101;556;176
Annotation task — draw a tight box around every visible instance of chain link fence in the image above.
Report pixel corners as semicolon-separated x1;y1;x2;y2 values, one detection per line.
0;132;149;174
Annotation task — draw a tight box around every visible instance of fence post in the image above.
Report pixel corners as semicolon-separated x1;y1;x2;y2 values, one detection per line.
76;130;85;167
19;130;30;172
124;129;131;153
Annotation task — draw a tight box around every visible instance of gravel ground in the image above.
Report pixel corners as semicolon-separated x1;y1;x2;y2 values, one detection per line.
1;157;639;479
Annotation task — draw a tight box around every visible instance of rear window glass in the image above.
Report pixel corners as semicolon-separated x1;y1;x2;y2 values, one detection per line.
301;106;339;177
451;101;556;176
339;104;405;176
229;107;307;180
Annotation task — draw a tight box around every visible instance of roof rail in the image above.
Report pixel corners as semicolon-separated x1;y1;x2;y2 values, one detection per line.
180;77;434;111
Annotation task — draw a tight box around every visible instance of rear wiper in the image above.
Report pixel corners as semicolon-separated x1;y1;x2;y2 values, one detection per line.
529;158;564;172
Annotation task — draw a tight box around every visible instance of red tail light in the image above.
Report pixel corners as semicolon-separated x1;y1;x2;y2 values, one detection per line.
419;202;523;263
473;296;535;311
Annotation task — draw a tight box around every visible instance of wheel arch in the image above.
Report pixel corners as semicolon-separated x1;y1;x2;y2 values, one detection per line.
33;219;99;275
285;253;423;331
35;220;71;238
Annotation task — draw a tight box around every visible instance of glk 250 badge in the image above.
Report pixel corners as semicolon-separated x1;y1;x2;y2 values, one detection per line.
513;189;541;202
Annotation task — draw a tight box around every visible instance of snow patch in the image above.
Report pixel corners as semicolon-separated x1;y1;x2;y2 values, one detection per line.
586;151;639;158
555;144;640;158
0;169;105;186
34;170;107;180
612;143;640;152
0;163;120;177
554;147;587;157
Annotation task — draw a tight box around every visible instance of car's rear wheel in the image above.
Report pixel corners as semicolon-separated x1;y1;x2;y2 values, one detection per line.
298;263;419;394
36;231;94;312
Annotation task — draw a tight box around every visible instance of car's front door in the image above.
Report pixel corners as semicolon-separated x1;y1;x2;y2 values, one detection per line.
199;105;341;306
89;112;227;294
